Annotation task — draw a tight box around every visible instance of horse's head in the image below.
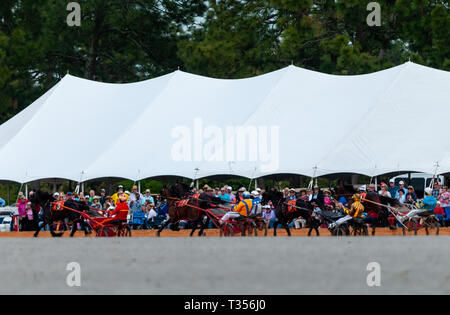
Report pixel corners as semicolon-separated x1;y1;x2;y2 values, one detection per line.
262;188;283;207
160;186;170;199
170;182;190;198
30;190;54;208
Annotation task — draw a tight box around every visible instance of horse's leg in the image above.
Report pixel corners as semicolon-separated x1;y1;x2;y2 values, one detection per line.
49;222;60;237
198;216;209;237
190;221;198;237
284;222;291;237
70;220;78;237
34;219;45;237
273;219;278;236
157;220;170;237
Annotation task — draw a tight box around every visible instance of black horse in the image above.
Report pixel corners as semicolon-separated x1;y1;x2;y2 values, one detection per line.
31;191;90;237
262;189;315;236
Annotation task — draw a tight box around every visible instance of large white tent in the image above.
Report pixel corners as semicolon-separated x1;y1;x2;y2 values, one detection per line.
0;61;449;184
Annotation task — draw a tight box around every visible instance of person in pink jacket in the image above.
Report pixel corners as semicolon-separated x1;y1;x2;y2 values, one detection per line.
17;194;28;230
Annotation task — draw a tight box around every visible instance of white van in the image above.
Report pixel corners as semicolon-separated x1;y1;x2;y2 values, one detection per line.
0;216;12;232
391;173;445;198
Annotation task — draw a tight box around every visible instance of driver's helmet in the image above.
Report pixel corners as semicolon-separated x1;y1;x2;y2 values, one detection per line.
243;191;251;199
352;193;361;202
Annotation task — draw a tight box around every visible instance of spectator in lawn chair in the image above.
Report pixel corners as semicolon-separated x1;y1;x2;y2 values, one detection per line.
434;202;445;226
155;195;169;217
388;179;399;198
91;196;102;210
262;204;276;228
146;202;157;222
396;189;406;204
405;186;418;204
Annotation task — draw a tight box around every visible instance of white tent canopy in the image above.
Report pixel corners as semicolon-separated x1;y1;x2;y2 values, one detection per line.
0;62;449;184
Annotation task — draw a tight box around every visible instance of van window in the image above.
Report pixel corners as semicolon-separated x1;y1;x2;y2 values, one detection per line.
0;218;3;224
410;178;425;190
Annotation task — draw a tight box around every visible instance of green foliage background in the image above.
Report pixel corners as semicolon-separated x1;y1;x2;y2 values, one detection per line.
0;1;448;202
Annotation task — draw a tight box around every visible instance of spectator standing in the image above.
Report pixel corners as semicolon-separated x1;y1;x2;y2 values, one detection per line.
219;187;231;202
100;189;107;208
129;191;143;214
142;189;155;206
432;181;441;199
236;187;246;203
17;195;28;228
299;189;308;202
395;181;407;198
379;183;391;198
438;186;450;211
388;179;399;198
0;197;5;207
227;186;236;203
288;188;297;200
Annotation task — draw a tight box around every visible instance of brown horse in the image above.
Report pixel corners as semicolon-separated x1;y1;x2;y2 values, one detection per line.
156;183;214;237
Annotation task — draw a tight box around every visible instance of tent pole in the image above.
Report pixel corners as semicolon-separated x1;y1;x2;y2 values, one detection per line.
7;183;10;206
138;180;141;193
25;184;28;198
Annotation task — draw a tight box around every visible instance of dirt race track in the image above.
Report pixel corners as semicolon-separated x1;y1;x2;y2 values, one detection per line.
1;227;450;295
1;226;448;237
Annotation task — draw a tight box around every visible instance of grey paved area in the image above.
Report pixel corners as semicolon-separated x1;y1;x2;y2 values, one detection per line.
0;237;449;294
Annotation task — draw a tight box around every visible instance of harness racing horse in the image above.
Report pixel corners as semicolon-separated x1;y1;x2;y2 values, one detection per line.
31;191;90;237
361;193;399;235
262;189;315;237
157;183;216;237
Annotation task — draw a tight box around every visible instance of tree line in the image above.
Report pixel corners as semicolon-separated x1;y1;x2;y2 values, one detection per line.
0;0;448;123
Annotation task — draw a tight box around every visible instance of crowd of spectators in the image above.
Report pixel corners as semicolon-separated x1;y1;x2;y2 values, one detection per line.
2;178;450;231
